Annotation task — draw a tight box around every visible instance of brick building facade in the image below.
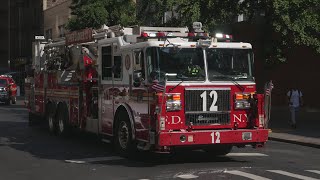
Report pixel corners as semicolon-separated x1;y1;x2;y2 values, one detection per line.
231;22;320;108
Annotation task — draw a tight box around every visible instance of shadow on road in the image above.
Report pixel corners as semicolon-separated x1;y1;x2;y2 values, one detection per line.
0;104;246;168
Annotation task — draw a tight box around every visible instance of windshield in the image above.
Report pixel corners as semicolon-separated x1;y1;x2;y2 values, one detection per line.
146;47;205;81
206;48;254;81
0;79;7;86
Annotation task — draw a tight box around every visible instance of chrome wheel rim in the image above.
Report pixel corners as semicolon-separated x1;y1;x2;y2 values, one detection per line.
58;117;64;133
48;116;54;131
118;121;129;149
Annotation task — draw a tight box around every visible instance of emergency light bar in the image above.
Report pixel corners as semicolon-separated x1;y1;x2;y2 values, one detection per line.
139;31;209;40
0;75;13;78
214;33;233;42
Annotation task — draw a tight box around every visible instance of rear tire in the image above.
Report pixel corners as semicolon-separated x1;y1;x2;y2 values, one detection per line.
56;105;70;136
46;104;56;134
114;112;136;157
203;145;233;156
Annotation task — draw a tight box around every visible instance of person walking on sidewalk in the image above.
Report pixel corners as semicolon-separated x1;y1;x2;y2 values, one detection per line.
287;85;303;128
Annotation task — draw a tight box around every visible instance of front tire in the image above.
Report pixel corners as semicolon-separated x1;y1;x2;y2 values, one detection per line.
114;112;136;157
11;97;16;104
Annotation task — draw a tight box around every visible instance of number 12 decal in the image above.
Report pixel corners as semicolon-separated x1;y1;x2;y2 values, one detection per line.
200;90;218;111
211;131;221;144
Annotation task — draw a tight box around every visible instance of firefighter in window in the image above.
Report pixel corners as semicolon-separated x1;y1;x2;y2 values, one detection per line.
182;57;203;78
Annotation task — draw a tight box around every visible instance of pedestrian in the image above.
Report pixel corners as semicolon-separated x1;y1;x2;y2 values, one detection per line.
287;84;303;128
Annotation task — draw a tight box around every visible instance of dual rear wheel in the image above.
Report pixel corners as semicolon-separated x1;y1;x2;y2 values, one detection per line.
45;103;70;136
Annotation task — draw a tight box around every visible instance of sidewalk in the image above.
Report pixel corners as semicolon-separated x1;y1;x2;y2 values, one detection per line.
268;106;320;148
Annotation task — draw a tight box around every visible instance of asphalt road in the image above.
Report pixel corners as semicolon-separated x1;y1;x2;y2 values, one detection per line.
0;101;319;180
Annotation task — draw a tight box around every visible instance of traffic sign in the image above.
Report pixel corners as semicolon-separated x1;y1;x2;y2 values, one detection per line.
35;36;45;40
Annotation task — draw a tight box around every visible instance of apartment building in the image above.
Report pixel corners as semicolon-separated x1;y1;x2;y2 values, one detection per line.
43;0;72;40
0;0;43;73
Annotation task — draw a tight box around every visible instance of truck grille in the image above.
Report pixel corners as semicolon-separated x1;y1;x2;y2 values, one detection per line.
185;88;231;126
186;113;230;125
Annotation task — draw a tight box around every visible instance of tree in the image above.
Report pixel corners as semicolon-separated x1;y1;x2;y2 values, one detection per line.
67;0;137;31
67;0;108;31
68;0;320;61
240;0;320;62
137;0;240;31
136;0;167;26
272;0;320;53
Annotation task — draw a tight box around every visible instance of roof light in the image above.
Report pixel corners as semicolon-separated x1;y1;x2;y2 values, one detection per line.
188;32;195;37
149;33;157;37
167;32;174;37
223;34;233;39
215;33;223;38
157;32;166;37
141;32;148;38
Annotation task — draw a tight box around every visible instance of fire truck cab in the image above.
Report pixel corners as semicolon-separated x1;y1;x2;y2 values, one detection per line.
26;23;269;156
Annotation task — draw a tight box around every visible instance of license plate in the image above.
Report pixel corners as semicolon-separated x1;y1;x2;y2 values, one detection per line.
242;132;252;140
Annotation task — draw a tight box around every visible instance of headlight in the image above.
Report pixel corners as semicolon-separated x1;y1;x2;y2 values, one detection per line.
234;93;252;109
0;87;7;92
166;93;182;111
235;101;251;109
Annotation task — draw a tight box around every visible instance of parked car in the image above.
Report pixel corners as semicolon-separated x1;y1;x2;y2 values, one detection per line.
3;71;26;95
0;75;17;105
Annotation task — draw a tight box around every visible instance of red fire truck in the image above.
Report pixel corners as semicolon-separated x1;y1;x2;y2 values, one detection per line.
25;23;269;156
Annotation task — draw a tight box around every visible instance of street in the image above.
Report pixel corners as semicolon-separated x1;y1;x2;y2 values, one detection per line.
0;101;319;180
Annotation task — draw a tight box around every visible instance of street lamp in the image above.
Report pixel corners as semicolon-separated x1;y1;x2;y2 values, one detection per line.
8;0;10;71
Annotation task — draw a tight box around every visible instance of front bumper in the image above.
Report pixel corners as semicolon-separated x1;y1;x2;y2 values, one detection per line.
0;94;9;102
158;129;269;146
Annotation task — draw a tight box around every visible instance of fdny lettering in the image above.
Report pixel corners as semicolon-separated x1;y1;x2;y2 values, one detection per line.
233;114;248;123
170;116;181;125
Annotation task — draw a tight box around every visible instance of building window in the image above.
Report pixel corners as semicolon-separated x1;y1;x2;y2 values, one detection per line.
58;25;65;38
45;29;52;40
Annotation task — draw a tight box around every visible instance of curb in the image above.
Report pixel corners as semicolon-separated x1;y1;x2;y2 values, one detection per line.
268;136;320;149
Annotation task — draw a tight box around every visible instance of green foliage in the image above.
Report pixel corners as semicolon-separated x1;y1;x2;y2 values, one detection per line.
136;0;168;26
272;0;320;53
66;1;107;31
240;0;320;61
68;0;320;59
137;0;239;31
67;0;137;31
